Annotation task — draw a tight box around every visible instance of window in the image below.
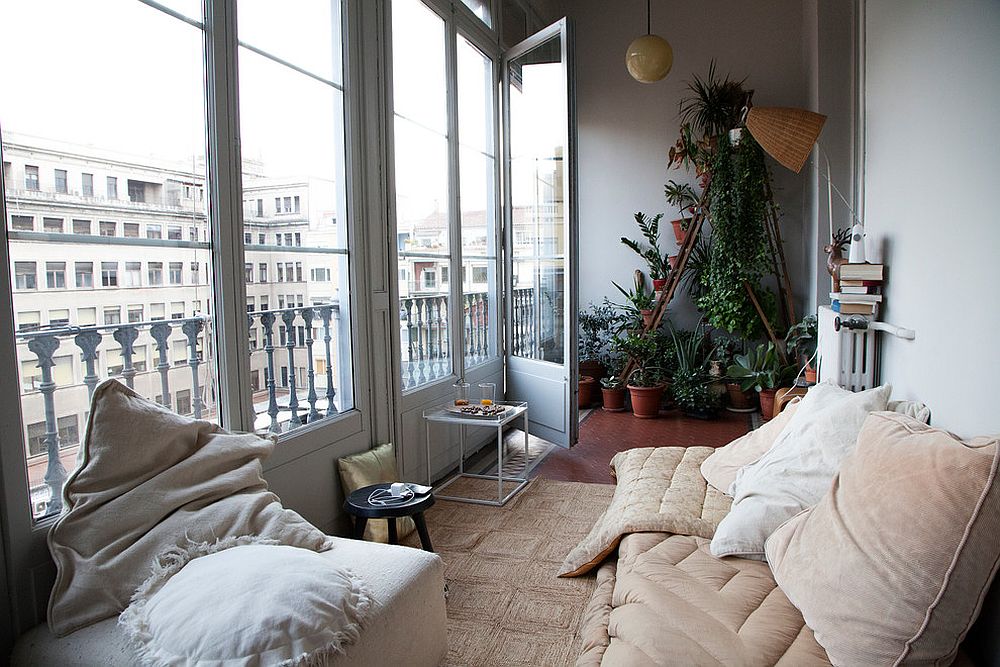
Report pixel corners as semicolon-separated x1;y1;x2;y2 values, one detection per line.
258;232;265;244
77;308;96;326
245;263;253;283
259;296;269;312
168;262;183;285
176;390;192;415
286;262;294;282
167;225;183;240
104;306;121;326
123;222;139;238
25;165;39;190
246;296;255;312
170;302;185;319
51;310;71;326
54;169;68;194
244;232;252;244
294;232;302;246
277;264;285;282
189;227;198;242
393;0;453;388
150;303;165;321
82;173;94;196
283;196;292;213
146;224;162;239
258;263;267;283
11;215;33;231
128;180;145;203
72;219;91;235
127;305;144;323
459;0;491;26
274;197;281;214
293;196;300;213
43;217;64;233
45;262;66;289
17;311;41;332
148;262;163;286
275;233;282;246
311;267;331;282
472;265;488;283
441;266;449;283
101;262;118;287
284;232;293;246
107;176;117;199
14;262;36;290
100;220;118;236
124;262;142;287
190;262;200;284
74;262;93;288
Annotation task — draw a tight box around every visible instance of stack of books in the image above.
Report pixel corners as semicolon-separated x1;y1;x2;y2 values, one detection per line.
832;263;884;317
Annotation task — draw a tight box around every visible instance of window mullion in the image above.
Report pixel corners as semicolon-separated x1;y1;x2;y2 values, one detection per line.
205;0;253;431
446;11;465;378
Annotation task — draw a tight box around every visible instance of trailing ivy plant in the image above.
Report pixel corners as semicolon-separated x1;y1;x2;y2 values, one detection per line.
697;132;777;338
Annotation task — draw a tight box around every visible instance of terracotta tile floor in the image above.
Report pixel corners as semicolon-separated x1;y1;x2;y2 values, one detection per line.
533;408;752;484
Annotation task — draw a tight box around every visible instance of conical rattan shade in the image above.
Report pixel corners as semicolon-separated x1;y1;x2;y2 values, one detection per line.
746;106;827;173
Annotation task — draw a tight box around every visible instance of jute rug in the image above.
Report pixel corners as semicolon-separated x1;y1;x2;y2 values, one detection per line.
403;477;615;666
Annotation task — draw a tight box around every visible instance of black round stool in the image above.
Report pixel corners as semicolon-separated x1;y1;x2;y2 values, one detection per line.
343;483;435;552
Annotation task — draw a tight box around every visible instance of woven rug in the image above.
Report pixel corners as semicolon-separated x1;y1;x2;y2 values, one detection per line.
403;477;615;666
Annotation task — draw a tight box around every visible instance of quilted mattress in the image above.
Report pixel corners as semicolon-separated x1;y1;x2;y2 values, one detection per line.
577;532;831;666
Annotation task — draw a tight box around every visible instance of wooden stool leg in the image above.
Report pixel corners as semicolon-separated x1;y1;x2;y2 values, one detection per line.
387;517;398;545
413;512;433;552
353;516;368;540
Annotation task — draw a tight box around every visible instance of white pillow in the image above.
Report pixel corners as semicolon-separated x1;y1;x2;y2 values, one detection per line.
710;382;892;559
119;541;371;666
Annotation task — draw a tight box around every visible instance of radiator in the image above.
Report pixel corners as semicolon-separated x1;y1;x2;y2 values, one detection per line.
817;305;879;391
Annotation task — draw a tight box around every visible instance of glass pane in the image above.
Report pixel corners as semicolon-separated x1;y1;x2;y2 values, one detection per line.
237;0;342;86
459;0;492;27
457;37;498;368
508;35;566;364
1;0;217;521
393;0;451;390
237;0;353;435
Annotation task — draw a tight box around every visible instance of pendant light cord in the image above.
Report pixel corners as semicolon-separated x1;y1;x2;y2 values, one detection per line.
646;0;651;35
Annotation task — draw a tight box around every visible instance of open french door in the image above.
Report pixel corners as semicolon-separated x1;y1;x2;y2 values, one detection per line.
502;19;577;447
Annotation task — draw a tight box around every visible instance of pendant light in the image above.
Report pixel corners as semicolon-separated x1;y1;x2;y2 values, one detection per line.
626;0;673;83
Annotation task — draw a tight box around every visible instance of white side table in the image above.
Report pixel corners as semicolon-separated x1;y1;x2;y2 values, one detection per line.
423;401;529;506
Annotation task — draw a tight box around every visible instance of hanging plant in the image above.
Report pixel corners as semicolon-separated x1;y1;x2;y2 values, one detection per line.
697;132;776;338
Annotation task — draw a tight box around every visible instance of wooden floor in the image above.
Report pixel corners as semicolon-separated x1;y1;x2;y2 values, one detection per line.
532;407;751;484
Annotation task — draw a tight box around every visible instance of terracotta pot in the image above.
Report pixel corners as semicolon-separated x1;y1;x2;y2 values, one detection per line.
671;218;690;245
652;278;667;291
641;309;654;327
667;255;679;271
579;359;606;383
578;375;597;408
759;388;779;421
627;384;665;419
804;364;817;384
725;383;758;413
601;387;626;412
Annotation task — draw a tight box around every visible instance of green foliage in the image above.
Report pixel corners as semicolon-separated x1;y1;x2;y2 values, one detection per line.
727;342;797;393
578;301;625;363
677;60;751;140
785;314;818;366
668;323;719;413
663;180;700;220
612;271;656;321
696;132;776;338
620;213;670;280
612;332;662;388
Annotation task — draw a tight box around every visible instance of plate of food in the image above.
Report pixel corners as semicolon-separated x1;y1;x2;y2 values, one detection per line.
444;403;507;418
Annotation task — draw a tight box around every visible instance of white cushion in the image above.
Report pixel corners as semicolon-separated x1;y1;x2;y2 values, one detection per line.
710;381;892;559
119;543;371;666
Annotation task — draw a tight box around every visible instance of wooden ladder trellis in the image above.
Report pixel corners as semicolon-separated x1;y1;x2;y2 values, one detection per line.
618;188;712;384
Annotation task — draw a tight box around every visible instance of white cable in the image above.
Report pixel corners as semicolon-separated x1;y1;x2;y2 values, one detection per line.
367;487;414;506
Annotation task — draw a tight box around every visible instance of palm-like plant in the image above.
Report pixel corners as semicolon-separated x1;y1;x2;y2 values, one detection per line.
620;212;670;280
678;60;750;140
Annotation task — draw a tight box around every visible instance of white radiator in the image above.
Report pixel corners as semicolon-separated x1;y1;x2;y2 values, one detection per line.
817;305;879;391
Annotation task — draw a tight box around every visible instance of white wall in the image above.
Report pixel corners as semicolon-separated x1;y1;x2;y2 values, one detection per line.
864;0;1000;437
568;0;813;328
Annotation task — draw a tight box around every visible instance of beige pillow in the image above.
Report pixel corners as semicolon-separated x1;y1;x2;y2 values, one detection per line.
338;443;415;543
766;412;1000;666
700;398;800;494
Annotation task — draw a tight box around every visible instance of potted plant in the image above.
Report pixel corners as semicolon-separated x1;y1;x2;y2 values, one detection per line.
785;314;819;383
663;179;700;245
727;342;797;420
599;355;627;412
613;271;657;328
620;213;670;290
578;301;623;383
613;331;664;419
578;375;597;408
669;324;719;419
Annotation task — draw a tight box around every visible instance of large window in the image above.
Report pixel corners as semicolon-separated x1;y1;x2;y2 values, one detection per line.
237;0;354;432
1;0;216;520
393;0;500;391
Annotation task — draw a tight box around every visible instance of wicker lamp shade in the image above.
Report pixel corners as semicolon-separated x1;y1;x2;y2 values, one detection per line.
745;106;827;173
